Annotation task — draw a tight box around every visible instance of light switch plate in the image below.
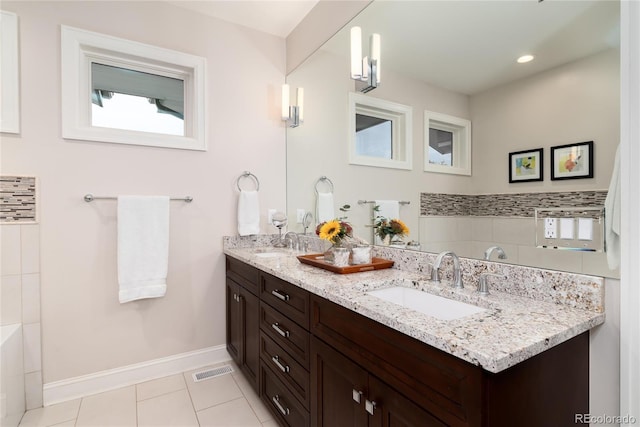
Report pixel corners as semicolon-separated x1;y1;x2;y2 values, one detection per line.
559;218;575;239
544;218;557;239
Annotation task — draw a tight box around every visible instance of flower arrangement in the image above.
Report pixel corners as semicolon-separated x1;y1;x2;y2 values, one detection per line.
373;217;409;241
315;204;353;246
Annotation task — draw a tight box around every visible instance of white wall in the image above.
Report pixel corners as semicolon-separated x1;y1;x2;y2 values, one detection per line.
0;1;286;384
470;48;620;194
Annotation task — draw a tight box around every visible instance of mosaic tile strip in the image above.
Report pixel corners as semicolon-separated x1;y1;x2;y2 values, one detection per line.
421;191;607;218
1;176;36;223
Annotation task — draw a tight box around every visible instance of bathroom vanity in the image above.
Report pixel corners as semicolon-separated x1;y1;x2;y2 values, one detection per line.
224;245;604;427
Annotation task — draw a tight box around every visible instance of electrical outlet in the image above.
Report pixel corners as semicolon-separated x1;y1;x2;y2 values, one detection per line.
268;209;276;224
544;218;557;239
296;209;306;224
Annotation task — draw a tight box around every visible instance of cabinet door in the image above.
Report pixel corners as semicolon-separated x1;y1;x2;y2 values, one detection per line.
239;286;260;392
311;337;368;427
226;279;241;364
368;376;448;427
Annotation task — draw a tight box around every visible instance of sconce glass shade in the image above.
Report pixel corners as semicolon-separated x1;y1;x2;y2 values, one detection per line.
350;26;362;79
282;84;303;127
370;33;381;83
281;84;290;120
296;87;304;122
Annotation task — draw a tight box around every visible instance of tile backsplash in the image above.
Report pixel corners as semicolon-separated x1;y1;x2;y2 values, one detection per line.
421;190;607;217
1;176;37;223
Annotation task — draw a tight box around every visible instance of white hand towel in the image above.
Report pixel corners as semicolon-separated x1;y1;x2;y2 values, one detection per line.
605;144;621;269
375;200;400;219
317;192;335;223
374;200;400;244
238;190;260;236
117;196;169;304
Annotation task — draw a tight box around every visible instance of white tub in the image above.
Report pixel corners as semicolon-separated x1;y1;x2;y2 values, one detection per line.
1;324;25;427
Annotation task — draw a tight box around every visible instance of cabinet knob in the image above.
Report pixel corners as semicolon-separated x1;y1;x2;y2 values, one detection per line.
365;399;377;416
271;322;290;338
271;355;290;373
271;289;290;301
272;394;290;416
352;389;363;403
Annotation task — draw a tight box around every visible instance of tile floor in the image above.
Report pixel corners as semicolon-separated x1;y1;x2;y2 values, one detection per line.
18;362;278;427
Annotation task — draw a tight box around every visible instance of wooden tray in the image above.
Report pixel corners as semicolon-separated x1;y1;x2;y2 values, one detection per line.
297;253;394;274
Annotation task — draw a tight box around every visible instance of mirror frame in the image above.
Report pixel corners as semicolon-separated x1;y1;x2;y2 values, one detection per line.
61;25;206;151
348;92;412;170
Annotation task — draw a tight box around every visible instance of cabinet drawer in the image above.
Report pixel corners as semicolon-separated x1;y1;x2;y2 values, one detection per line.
260;272;309;329
260;332;310;410
261;362;310;427
226;256;260;295
260;302;310;369
311;295;482;426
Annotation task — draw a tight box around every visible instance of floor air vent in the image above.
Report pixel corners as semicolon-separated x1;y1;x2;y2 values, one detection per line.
192;365;234;382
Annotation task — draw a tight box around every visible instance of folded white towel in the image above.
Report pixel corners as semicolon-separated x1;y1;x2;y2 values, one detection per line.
317;192;335;223
238;190;260;236
605;145;621;270
117;196;169;304
374;200;400;244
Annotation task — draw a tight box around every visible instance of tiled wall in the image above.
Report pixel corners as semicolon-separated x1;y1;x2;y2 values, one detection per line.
0;176;42;409
1;176;37;223
419;191;617;278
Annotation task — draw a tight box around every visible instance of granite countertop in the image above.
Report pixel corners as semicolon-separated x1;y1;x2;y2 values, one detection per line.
224;246;605;373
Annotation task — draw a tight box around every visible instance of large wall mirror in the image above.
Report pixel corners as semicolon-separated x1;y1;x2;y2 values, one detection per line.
286;0;620;278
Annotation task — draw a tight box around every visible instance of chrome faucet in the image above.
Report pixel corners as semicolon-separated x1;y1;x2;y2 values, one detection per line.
431;251;463;288
484;246;507;261
477;272;505;295
283;231;299;251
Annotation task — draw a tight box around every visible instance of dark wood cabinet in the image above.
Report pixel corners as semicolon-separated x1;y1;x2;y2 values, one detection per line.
225;259;260;392
226;256;590;427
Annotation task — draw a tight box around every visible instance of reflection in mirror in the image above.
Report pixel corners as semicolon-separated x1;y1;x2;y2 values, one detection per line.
349;93;412;170
90;63;185;136
286;1;620;277
424;111;471;176
355;114;392;158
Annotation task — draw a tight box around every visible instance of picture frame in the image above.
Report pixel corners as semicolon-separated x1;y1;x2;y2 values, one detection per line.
550;141;594;180
509;148;543;183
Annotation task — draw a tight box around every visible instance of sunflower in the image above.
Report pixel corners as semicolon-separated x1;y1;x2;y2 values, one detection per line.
318;220;341;242
389;219;409;236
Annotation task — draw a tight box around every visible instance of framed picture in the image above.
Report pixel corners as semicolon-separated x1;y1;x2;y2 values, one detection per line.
509;148;543;183
550;141;594;180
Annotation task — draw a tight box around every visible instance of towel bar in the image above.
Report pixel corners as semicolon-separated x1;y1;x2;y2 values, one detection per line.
84;194;193;203
358;200;410;205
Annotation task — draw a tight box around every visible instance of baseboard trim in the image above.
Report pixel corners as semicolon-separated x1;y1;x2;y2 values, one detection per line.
43;345;230;406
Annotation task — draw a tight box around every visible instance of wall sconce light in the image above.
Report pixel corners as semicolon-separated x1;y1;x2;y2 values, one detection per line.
350;26;381;93
282;84;304;128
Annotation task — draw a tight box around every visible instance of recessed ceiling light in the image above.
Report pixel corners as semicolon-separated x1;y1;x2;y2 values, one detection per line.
517;54;535;64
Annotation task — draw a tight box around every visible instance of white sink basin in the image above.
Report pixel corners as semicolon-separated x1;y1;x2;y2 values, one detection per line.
367;286;486;321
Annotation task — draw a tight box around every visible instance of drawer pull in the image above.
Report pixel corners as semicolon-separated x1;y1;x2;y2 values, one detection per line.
352;389;363;403
272;394;290;416
271;322;290;338
365;399;377;416
271;355;290;373
271;289;290;301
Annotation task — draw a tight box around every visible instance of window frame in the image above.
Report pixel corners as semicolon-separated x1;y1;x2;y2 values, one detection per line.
424;110;471;176
61;25;206;151
348;92;412;170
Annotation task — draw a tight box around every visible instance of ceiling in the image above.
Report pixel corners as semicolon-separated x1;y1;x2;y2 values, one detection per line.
321;0;620;95
166;0;319;38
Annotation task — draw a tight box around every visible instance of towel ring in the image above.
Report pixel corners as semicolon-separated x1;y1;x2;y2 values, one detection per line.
236;171;260;191
314;176;334;195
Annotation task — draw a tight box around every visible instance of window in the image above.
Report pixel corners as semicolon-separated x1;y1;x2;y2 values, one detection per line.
61;26;206;151
349;93;412;170
424;111;471;175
